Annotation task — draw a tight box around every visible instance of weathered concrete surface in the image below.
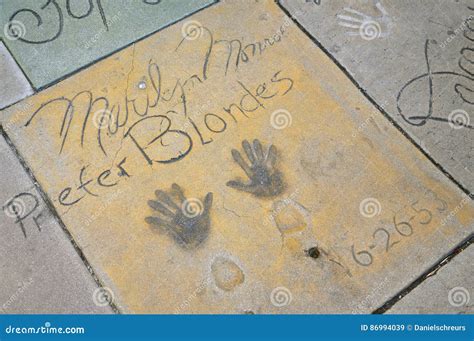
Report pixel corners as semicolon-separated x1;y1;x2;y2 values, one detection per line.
0;42;33;110
280;0;474;193
0;0;215;89
1;0;473;313
0;134;112;314
388;244;473;314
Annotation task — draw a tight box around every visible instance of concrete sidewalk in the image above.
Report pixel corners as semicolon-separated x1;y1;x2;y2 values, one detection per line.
0;0;472;314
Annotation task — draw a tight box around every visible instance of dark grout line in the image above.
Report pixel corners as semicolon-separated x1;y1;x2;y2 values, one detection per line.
0;92;36;112
0;0;221;312
373;233;473;314
2;0;471;315
1;1;218;112
1;1;218;109
0;38;36;92
0;124;121;314
33;0;219;93
274;0;472;200
274;0;474;313
0;38;37;111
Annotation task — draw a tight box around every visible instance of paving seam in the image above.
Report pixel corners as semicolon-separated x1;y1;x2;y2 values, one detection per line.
1;0;471;314
274;0;472;199
0;38;35;111
274;0;474;313
0;38;35;92
0;124;121;314
0;1;219;94
373;233;473;314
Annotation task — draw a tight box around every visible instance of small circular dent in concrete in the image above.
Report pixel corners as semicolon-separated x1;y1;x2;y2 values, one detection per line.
305;246;321;259
211;257;245;291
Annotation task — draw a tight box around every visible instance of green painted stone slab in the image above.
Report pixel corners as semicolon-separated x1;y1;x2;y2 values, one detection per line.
0;0;215;89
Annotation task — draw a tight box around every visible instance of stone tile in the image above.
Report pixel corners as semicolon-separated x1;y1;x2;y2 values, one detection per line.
279;0;474;193
0;134;112;314
0;42;33;110
1;0;473;313
0;0;215;89
388;244;473;314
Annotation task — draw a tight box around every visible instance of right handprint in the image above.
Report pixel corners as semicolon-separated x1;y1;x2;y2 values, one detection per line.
226;139;285;198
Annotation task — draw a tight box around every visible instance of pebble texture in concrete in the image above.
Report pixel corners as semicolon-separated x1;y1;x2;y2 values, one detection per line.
0;42;33;110
0;0;215;89
0;134;112;314
388;244;473;314
1;0;473;313
279;0;474;193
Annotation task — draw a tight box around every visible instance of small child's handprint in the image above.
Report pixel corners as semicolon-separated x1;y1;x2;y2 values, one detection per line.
337;1;392;40
226;139;285;198
145;183;213;249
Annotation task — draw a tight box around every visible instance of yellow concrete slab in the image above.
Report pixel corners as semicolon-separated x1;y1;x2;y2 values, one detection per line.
1;0;473;313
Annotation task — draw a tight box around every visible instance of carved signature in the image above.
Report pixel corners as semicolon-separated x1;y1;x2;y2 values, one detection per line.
5;0;161;44
397;35;473;129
